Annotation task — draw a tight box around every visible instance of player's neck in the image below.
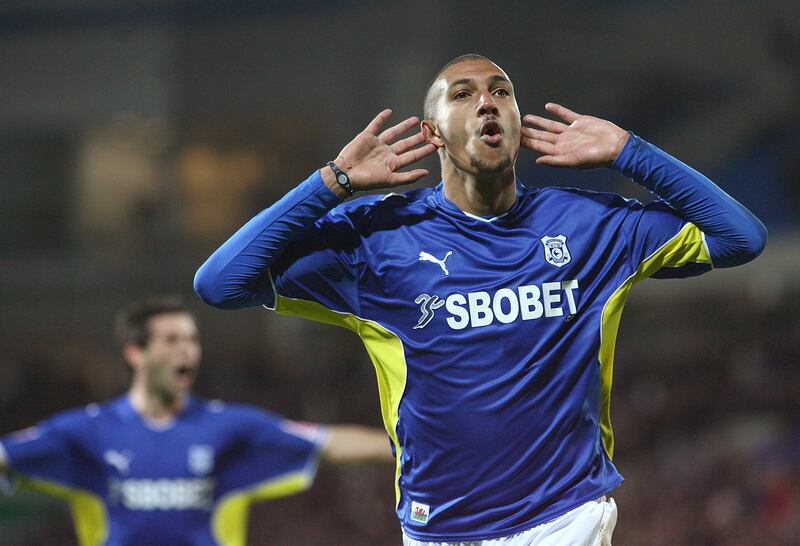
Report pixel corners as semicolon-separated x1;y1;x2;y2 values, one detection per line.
128;385;186;425
442;163;517;217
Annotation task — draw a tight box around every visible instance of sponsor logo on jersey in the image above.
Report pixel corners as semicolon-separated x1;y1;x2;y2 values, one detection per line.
418;250;453;275
413;293;445;329
541;235;571;267
104;449;133;475
410;501;430;525
415;279;579;330
187;445;214;476
109;478;214;511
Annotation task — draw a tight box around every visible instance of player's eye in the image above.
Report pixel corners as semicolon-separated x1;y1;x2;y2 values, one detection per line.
494;88;510;97
453;90;470;100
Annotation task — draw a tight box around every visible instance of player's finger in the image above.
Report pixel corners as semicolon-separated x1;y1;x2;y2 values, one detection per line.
521;138;556;155
523;114;567;134
544;103;580;123
364;109;393;135
388;168;429;186
379;116;420;143
391;132;427;155
397;143;437;167
536;155;572;167
521;126;557;144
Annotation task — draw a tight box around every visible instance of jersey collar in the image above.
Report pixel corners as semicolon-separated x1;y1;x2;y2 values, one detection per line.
121;394;197;431
430;179;529;224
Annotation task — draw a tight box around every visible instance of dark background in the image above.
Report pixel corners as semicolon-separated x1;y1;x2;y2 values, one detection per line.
1;1;798;544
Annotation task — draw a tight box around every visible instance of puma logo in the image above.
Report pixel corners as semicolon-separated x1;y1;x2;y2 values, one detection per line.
104;449;133;475
418;251;453;275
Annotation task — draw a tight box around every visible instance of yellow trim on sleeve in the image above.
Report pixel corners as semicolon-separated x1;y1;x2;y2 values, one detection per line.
21;477;108;546
598;223;710;459
212;471;312;546
273;295;407;507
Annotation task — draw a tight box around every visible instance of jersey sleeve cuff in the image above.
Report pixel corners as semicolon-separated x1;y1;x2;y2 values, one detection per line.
609;132;644;181
309;169;347;206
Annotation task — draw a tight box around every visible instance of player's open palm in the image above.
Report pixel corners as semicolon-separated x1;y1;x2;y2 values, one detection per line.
521;103;629;169
335;109;436;191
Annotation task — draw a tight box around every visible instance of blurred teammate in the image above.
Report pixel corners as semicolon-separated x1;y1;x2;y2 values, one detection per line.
0;296;392;546
194;54;767;544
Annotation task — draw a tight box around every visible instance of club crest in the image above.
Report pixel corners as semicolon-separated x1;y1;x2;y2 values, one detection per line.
540;235;571;267
187;445;214;476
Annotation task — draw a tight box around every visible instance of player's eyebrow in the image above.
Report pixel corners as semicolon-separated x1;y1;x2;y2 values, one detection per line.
488;75;512;86
448;78;475;89
448;74;512;90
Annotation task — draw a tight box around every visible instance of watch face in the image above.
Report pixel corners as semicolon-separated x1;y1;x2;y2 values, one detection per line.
337;174;348;185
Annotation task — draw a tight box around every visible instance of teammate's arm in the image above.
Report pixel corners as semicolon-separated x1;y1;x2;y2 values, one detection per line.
0;443;9;473
321;425;394;464
520;103;767;267
194;110;435;310
0;413;84;490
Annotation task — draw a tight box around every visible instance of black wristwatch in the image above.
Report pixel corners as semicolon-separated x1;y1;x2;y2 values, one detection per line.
326;161;354;196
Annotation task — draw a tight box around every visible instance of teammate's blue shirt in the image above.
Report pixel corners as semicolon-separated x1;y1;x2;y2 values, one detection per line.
194;134;766;541
0;395;325;546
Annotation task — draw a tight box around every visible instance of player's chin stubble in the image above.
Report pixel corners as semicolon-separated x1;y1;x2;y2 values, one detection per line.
470;154;512;175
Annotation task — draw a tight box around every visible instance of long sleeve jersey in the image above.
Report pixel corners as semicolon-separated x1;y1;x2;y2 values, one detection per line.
194;134;766;541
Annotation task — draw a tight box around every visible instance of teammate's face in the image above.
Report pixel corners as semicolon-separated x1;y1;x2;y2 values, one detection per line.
425;59;521;176
137;313;201;401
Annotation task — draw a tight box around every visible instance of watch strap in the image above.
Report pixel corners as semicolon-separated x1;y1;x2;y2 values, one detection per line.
326;161;354;196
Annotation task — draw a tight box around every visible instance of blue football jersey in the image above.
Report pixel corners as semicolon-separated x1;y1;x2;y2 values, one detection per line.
0;396;325;546
266;181;709;541
194;133;765;541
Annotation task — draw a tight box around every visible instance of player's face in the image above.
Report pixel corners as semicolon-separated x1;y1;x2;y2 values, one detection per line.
429;59;521;176
140;313;201;400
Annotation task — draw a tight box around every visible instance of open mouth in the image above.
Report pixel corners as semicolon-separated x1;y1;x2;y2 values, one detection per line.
479;120;503;145
175;365;195;381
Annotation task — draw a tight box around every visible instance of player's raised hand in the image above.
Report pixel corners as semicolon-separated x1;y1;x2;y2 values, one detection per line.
521;103;629;169
329;109;437;195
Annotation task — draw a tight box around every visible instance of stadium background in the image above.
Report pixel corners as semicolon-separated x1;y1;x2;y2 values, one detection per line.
0;1;798;544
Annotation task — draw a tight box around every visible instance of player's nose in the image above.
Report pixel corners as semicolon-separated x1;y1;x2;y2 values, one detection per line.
477;91;498;116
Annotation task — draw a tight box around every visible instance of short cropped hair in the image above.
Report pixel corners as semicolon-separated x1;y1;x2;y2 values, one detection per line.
114;296;192;348
423;53;495;121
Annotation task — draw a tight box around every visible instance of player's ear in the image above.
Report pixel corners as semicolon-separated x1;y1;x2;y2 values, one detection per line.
123;343;144;371
421;119;443;148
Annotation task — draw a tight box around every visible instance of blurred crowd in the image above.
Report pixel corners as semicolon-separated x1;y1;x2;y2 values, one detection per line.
611;291;800;545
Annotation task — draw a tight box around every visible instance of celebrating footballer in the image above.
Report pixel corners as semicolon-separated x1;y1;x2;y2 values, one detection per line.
195;54;766;545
